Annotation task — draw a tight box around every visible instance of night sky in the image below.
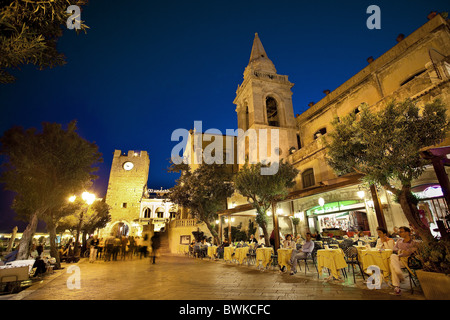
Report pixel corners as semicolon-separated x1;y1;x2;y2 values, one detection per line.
0;0;448;232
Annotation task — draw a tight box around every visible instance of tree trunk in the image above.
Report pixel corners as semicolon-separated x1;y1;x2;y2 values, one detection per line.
74;210;84;256
261;224;270;247
398;185;433;243
17;211;39;260
47;221;61;269
204;220;220;246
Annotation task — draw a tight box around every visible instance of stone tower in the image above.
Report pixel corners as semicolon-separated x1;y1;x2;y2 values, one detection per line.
234;33;298;162
104;150;150;235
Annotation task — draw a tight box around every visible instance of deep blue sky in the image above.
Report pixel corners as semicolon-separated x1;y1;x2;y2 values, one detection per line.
0;0;448;232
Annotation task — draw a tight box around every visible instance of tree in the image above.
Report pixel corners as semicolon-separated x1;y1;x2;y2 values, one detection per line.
42;200;81;269
0;120;102;259
325;99;450;242
167;161;234;245
233;161;299;247
57;198;110;256
0;0;89;83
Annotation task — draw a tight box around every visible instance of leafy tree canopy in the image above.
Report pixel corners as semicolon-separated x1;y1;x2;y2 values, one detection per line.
167;161;234;244
0;0;89;83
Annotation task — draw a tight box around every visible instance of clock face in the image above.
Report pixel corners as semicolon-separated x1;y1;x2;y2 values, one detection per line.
123;161;134;171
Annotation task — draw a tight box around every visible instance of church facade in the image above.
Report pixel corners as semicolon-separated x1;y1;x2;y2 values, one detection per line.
218;13;450;241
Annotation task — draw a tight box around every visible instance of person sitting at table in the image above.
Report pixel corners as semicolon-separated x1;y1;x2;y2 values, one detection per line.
200;238;210;257
282;234;296;249
289;233;314;275
257;235;265;247
375;227;394;250
388;226;418;296
248;234;258;244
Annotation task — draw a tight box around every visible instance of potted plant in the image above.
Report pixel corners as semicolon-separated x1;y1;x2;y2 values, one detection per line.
415;238;450;300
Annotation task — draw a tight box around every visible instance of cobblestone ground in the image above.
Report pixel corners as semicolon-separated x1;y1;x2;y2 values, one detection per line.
7;254;424;300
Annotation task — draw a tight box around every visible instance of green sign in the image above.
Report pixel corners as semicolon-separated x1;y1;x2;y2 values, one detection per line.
306;200;360;216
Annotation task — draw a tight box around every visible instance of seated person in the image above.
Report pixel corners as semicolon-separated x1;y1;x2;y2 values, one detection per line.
257;235;265;247
289;233;315;275
375;227;394;250
193;239;202;257
248;234;258;244
389;226;417;296
32;256;48;277
282;234;296;249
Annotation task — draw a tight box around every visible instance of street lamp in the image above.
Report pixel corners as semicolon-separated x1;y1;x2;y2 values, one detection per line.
69;191;96;256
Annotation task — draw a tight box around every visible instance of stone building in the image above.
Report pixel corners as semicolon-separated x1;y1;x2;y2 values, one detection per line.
218;13;450;242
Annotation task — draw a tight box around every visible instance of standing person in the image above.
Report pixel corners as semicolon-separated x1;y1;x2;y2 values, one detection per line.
289;232;315;275
104;234;115;261
89;235;99;263
121;236;128;260
112;236;121;261
97;238;104;259
150;233;161;264
128;236;136;260
388;226;418;296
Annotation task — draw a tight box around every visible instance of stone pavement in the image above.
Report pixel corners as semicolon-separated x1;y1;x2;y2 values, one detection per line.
6;254;424;300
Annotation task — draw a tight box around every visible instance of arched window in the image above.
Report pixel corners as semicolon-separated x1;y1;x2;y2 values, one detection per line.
156;207;165;219
266;97;279;127
302;168;315;188
143;208;151;219
314;128;327;140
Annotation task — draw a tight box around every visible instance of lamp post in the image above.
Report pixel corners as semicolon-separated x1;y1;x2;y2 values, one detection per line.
69;192;96;257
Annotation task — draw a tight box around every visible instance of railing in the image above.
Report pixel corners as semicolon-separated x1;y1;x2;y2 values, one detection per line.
252;71;289;83
173;219;198;228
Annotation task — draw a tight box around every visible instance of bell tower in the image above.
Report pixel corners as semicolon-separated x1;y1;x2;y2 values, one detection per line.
234;33;297;161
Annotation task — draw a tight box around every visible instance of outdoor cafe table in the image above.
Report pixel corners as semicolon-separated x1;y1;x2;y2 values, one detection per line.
255;247;273;268
208;246;218;259
234;247;250;264
277;248;293;270
317;248;347;279
360;248;393;278
224;246;236;262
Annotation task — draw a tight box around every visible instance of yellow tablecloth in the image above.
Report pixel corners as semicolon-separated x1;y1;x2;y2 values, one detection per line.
208;246;218;259
178;244;190;254
277;248;293;270
354;245;369;261
235;247;250;264
317;248;347;279
360;249;393;277
224;246;235;262
256;247;273;268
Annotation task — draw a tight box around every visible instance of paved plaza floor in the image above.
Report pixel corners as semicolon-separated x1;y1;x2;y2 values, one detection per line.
5;253;424;301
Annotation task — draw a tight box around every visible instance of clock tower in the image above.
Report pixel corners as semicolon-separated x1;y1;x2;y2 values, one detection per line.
103;150;150;236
